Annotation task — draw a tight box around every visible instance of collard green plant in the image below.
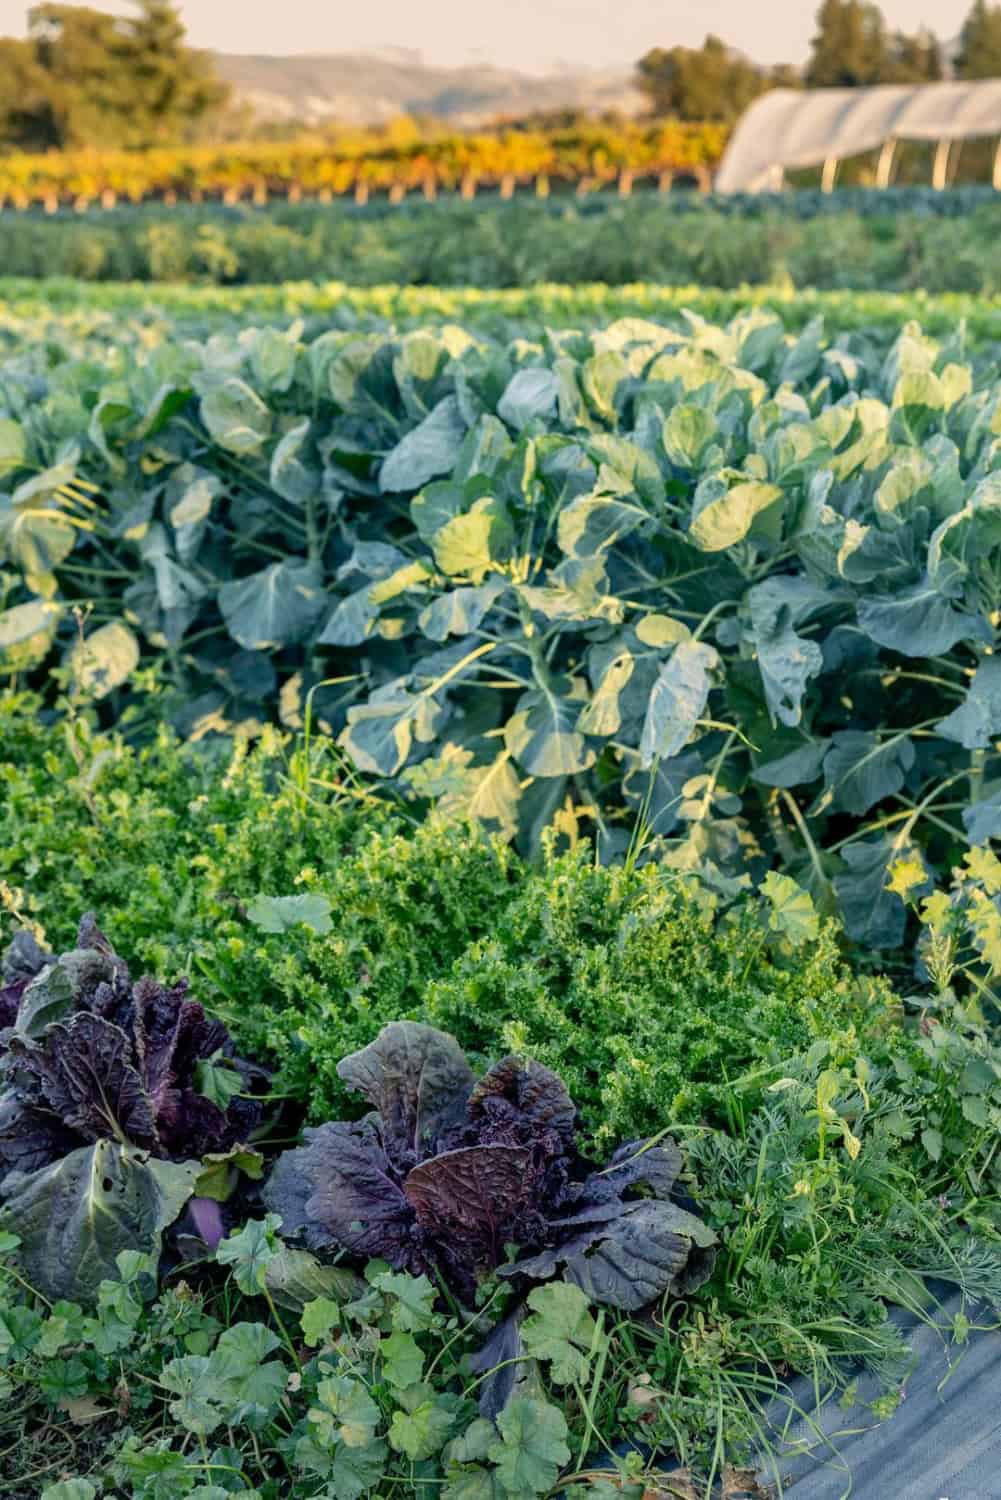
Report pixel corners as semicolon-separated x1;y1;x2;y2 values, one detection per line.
4;308;1001;942
0;917;269;1300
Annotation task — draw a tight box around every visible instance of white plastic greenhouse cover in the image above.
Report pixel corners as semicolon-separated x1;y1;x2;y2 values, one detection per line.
715;80;1001;193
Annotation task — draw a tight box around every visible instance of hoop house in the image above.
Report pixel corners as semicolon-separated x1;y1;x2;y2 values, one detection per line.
716;80;1001;193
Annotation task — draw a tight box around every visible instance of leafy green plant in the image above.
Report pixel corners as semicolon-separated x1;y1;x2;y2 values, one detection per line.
3;305;1001;945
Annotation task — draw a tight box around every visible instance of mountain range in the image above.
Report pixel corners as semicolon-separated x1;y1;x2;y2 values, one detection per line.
214;49;643;127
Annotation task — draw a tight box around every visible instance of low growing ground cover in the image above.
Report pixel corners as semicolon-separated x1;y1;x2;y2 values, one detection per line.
0;195;999;291
2;697;1001;1496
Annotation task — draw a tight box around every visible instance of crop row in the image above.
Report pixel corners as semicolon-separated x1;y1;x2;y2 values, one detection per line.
1;277;998;346
0;122;727;209
1;195;1000;291
1;298;1000;953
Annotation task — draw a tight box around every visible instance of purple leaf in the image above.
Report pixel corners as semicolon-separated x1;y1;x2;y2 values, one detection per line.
337;1021;475;1171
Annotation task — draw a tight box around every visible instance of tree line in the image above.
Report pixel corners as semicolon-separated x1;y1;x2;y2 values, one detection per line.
1;0;1001;154
636;0;1001;124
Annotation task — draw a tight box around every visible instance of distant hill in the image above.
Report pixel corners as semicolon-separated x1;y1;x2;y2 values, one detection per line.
214;50;643;127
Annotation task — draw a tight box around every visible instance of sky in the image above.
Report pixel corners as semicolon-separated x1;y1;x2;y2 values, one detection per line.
0;0;965;73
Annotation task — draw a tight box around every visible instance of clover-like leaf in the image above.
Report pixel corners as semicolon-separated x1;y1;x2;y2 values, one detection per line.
521;1282;602;1385
488;1398;570;1500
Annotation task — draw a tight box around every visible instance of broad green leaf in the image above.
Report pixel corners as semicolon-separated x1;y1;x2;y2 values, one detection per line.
219;561;324;650
432;496;512;582
504;680;597;778
634;614;691;648
193;1146;264;1202
160;1353;224;1435
442;1468;505;1500
200;377;272;455
317;1442;388;1500
339;683;444;777
935;658;1001;750
14;961;74;1040
68;621;139;699
0;418;27;476
488;1398;570;1500
192;1058;246;1112
168;468;220;563
690;479;784;553
0;502;77;586
521;556;622;625
578;649;634;737
557;492;647;559
756;626;823;728
419;579;505;641
0;1142;199;1304
497;368;559;430
271;419;318;505
639;641;718;768
821;731;915;817
371;1269;438;1331
380;395;467;493
210;1322;287;1421
761;871;819;946
857;583;986;658
246;892;333;935
752;742;826;788
0;600;60;671
41;1481;97;1500
249;326;299;393
834;838;921;949
662;404;716;469
265;1243;365;1314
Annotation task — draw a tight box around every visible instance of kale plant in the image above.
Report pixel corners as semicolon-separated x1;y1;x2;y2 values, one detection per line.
0;916;268;1300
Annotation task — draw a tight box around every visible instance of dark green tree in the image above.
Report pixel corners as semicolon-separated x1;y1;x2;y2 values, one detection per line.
884;28;943;83
28;4;126;146
11;1;228;148
806;0;889;87
955;0;1001;78
0;37;56;148
116;1;229;146
636;35;784;124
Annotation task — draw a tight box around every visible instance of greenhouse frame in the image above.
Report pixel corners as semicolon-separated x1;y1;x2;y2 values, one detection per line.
716;79;1001;193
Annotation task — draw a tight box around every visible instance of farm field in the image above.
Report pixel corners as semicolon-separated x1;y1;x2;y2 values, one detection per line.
2;190;1001;1500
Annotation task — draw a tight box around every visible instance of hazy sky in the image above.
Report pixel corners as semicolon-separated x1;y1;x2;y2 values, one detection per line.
0;0;965;72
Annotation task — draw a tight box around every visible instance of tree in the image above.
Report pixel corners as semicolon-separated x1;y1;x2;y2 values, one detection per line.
636;35;784;125
806;0;888;87
13;1;229;149
884;28;943;83
117;0;229;146
0;37;56;148
28;4;127;146
955;0;1001;78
